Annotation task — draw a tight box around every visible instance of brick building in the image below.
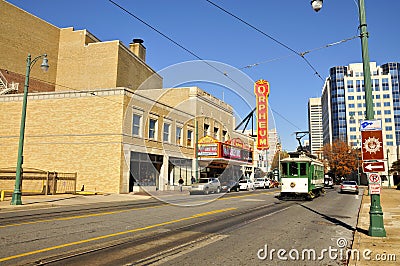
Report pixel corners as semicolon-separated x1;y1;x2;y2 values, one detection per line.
0;1;253;193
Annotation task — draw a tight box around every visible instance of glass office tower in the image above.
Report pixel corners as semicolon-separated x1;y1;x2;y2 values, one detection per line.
321;62;400;148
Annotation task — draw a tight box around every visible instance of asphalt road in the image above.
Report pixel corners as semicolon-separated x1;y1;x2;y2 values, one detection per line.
0;187;362;265
160;188;362;266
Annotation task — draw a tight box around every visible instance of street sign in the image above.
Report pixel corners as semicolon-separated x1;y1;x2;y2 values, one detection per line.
360;120;382;131
363;161;385;173
368;173;381;184
361;130;384;160
369;184;381;195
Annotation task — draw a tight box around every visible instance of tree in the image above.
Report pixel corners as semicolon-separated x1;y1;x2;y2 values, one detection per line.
322;140;360;182
389;160;400;175
270;150;289;170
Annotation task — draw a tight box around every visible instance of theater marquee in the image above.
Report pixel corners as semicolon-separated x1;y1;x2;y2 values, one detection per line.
254;79;270;150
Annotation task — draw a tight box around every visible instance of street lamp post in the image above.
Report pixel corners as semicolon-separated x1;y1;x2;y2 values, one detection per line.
311;0;386;237
387;149;391;188
277;143;281;182
11;53;49;205
195;120;199;182
357;152;360;185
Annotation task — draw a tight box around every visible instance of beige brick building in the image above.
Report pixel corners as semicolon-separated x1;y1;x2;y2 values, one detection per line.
0;1;253;193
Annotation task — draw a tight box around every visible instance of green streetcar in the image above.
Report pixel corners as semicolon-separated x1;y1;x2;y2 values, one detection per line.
279;152;325;200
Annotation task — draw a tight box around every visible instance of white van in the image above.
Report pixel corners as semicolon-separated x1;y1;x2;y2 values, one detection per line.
254;178;270;189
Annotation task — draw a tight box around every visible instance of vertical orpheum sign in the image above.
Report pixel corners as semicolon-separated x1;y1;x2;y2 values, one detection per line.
254;79;270;150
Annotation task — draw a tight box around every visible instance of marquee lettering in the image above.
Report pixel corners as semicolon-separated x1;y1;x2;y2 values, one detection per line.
254;79;270;150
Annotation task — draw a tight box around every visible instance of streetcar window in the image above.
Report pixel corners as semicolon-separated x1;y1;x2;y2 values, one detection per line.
300;163;307;176
281;163;288;175
289;162;298;176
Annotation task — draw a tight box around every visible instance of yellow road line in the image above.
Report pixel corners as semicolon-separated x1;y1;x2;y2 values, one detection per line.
1;191;274;228
0;205;164;229
218;191;275;200
0;207;236;263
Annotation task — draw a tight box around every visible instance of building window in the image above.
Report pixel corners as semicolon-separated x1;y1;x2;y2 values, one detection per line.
149;118;157;140
384;102;391;107
176;126;182;145
213;127;219;140
163;123;170;142
187;129;193;147
203;124;210;137
132;114;141;136
223;130;228;142
382;78;389;91
385;126;393;131
384;110;391;115
385;118;392;123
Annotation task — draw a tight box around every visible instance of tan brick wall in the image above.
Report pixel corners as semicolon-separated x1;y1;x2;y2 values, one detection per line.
0;0;60;86
0;92;125;193
55;28;119;91
117;45;162;90
0;2;161;94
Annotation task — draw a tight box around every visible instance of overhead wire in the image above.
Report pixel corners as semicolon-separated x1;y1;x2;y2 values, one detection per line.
104;0;356;133
107;0;252;96
205;0;324;81
235;35;359;72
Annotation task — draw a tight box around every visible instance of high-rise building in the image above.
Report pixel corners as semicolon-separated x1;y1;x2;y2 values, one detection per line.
321;62;400;149
308;97;323;157
243;128;279;172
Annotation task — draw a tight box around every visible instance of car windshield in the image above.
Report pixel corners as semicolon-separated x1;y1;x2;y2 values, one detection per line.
198;179;210;183
239;180;247;183
343;181;357;185
256;178;264;181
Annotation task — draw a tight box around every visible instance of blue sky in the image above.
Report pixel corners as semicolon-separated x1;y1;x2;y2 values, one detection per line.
7;0;400;151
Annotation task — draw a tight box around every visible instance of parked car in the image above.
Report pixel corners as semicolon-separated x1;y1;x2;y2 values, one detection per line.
190;178;221;195
239;179;255;191
340;181;359;194
254;178;270;189
269;179;279;188
221;180;240;193
324;176;334;188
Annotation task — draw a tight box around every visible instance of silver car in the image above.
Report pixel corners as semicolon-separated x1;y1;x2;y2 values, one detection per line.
190;178;221;195
340;181;359;194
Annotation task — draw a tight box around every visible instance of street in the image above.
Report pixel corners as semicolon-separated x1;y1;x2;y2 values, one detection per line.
0;187;362;265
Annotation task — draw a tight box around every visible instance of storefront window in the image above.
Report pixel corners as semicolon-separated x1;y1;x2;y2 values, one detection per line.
169;157;192;185
130;152;162;188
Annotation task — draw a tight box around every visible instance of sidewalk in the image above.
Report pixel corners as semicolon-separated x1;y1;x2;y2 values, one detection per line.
349;187;400;265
